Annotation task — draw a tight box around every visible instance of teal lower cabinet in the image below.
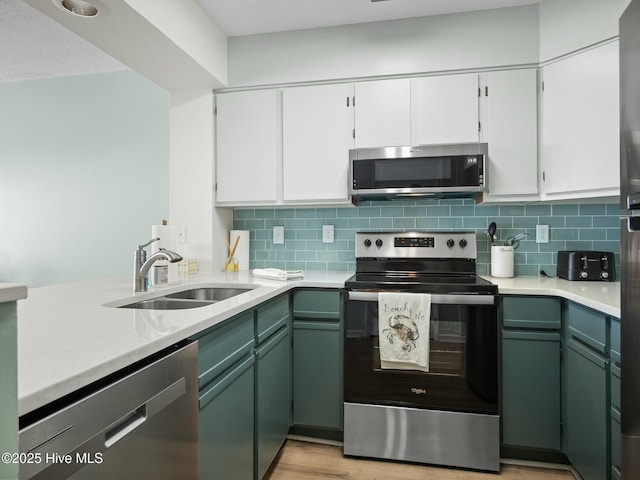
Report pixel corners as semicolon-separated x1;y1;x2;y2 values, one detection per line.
192;311;256;480
611;364;622;480
199;355;255;480
501;296;562;453
193;294;294;480
563;301;610;480
502;330;561;450
610;316;622;480
292;289;343;435
255;295;292;480
565;338;607;480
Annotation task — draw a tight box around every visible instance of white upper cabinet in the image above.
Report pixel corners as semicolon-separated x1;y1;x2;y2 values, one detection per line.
481;69;539;202
541;41;620;200
353;79;411;148
411;74;480;145
216;90;279;204
282;84;353;203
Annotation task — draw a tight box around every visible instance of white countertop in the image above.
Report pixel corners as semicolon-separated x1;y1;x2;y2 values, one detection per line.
486;275;620;318
18;272;620;416
17;271;350;416
0;283;27;303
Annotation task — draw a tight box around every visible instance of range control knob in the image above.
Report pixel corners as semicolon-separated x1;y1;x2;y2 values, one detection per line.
580;271;589;279
459;239;468;248
601;271;609;279
364;238;372;247
375;239;383;248
447;239;455;248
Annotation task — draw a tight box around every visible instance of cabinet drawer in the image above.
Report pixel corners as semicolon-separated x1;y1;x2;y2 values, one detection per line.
256;294;290;344
199;354;255;410
192;311;255;389
293;290;341;320
502;296;561;329
567;302;607;354
567;338;607;369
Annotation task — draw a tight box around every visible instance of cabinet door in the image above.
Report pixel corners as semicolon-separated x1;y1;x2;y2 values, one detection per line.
293;321;342;429
354;79;410;148
565;339;608;480
502;330;561;450
199;355;255;480
541;41;619;199
256;326;291;480
610;317;621;480
216;90;279;204
484;69;539;199
282;84;352;202
411;74;479;145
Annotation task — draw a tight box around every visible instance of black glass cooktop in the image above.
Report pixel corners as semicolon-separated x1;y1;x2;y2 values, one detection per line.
345;272;497;295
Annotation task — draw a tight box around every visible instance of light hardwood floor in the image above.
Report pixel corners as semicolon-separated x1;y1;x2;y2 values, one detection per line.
266;440;575;480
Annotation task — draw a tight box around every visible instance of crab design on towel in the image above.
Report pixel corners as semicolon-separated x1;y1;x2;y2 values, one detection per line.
382;314;420;352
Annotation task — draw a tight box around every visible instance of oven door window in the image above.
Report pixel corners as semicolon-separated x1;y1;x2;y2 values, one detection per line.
345;299;498;415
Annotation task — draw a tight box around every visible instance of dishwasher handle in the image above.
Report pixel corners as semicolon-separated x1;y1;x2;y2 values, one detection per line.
104;376;186;448
347;290;496;305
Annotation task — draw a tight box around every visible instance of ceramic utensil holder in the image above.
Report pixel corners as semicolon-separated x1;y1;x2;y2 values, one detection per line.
491;245;514;278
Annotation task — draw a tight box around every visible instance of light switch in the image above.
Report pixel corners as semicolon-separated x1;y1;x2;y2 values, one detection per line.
273;226;285;244
176;227;187;244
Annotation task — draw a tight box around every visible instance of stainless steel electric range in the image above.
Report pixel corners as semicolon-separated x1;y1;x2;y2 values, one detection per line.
343;231;500;472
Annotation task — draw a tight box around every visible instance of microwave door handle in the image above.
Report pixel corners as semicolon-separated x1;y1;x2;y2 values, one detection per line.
347;291;495;305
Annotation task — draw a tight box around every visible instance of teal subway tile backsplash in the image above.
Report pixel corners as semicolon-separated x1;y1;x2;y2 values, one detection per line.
232;199;622;276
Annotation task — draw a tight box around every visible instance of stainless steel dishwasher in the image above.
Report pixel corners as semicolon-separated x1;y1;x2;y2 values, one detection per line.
19;341;198;479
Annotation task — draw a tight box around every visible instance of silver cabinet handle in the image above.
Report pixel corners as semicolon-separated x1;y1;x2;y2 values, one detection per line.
347;291;495;305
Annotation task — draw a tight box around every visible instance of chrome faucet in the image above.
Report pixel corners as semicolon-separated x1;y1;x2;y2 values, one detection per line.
133;238;183;292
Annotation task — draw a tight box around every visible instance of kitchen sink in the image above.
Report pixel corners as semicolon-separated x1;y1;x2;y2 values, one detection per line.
166;287;252;302
116;286;255;310
119;298;215;310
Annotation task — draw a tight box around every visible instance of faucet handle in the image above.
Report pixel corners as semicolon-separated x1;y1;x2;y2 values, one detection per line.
137;237;160;251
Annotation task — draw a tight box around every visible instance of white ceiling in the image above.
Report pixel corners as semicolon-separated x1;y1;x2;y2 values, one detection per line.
197;0;542;37
0;0;125;83
0;0;542;83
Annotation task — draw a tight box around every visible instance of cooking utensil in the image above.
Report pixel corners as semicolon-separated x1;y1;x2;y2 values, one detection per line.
487;222;497;244
225;235;241;272
505;232;528;249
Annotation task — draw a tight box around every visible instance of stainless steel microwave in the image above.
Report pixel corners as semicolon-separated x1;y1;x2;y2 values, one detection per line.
349;143;487;202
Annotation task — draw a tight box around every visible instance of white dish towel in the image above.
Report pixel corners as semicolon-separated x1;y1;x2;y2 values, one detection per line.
252;268;304;281
378;292;431;372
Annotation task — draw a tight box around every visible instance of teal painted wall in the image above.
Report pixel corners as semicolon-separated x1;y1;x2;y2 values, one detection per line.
232;200;621;277
0;71;169;287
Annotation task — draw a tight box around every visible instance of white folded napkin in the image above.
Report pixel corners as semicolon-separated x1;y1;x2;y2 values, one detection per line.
252;268;304;281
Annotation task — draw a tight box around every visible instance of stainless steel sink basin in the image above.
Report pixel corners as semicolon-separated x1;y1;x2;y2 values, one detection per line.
115;286;254;310
119;298;215;310
166;287;252;302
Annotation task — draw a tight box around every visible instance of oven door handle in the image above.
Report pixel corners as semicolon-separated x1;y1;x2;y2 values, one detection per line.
347;291;496;305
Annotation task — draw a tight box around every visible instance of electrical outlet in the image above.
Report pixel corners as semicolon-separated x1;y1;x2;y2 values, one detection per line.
273;226;285;245
536;225;549;244
322;224;334;243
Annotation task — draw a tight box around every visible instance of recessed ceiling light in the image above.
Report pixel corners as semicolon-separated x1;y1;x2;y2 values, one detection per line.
54;0;99;17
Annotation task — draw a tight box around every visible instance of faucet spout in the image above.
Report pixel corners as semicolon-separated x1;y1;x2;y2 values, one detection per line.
134;247;183;293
